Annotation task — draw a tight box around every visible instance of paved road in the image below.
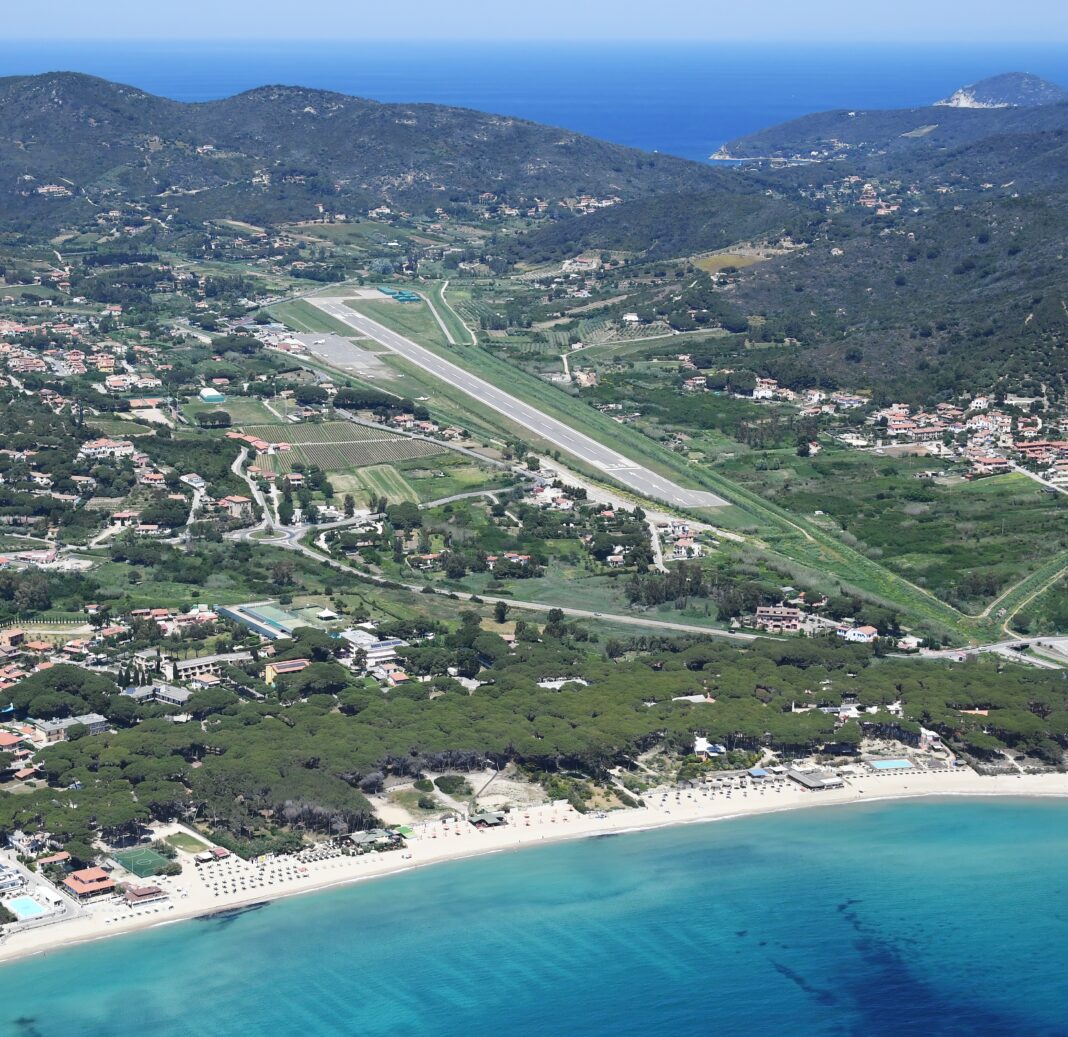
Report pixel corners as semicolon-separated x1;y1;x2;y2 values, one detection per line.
226;516;757;641
309;298;727;509
916;638;1066;669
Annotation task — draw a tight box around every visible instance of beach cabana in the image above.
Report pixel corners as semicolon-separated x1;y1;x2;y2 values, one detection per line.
469;811;507;829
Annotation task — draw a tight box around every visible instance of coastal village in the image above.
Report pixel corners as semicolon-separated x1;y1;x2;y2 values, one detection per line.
0;74;1066;990
675;362;1068;487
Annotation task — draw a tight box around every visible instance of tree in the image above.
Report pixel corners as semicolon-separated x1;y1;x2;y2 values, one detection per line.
494;600;509;624
343;494;355;518
290;662;351;698
271;561;295;586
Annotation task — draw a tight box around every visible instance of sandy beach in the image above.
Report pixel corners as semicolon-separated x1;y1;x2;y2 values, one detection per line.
3;766;1067;967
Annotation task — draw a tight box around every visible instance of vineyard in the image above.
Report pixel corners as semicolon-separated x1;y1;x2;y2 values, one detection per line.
240;422;396;445
258;439;444;474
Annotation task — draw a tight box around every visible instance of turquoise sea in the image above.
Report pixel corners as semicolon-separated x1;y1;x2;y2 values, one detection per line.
2;798;1067;1036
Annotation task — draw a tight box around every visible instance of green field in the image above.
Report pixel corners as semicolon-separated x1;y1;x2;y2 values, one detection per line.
164;832;209;853
399;455;514;503
345;464;418;503
239;420;447;475
183;397;280;425
111;846;169;878
348;298;448;348
288;221;444;248
718;450;1068;614
87;416;155;437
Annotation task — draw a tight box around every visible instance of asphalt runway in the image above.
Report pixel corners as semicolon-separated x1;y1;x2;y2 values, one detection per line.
309;298;727;509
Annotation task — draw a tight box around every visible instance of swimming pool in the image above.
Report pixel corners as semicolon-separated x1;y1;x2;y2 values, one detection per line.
870;759;915;770
5;895;46;920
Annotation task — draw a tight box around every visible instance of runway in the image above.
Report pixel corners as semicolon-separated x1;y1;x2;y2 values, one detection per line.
308;298;728;509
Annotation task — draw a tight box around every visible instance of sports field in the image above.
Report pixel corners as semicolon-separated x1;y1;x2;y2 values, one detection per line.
111;846;169;878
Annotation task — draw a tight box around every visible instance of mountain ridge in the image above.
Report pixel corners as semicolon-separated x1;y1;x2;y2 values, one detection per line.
0;71;726;232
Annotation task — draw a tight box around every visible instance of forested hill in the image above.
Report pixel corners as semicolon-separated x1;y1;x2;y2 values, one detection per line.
0;72;726;232
935;72;1068;109
718;93;1068;163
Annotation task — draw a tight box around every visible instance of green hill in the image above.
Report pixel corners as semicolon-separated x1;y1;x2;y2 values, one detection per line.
0;72;723;234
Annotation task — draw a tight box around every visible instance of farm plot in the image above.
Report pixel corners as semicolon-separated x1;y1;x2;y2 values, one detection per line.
245;421;446;476
240;422;392;445
350;465;418;503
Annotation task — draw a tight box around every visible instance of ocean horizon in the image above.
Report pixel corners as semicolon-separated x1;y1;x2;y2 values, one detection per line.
1;798;1067;1036
3;41;1068;161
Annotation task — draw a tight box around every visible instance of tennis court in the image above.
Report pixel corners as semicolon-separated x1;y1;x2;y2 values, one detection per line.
111;847;169;878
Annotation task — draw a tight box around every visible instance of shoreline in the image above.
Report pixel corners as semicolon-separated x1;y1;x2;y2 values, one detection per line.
3;768;1067;968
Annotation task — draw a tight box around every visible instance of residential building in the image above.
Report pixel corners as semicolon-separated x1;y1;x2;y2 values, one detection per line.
164;651;252;683
755;606;803;633
32;713;108;743
264;658;311;685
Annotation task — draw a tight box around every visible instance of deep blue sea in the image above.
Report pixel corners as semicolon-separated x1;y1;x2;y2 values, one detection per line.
1;799;1067;1036
3;42;1068;160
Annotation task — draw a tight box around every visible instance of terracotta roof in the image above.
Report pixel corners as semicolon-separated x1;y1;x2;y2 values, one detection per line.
64;867;115;896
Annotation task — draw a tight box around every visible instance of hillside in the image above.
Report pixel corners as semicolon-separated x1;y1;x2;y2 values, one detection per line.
716;99;1068;163
5;69;1068;404
936;72;1068;109
0;72;724;234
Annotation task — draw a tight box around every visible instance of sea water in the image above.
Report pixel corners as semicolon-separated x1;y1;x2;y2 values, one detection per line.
3;42;1068;160
1;798;1067;1036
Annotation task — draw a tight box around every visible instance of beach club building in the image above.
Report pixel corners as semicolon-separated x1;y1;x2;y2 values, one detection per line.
62;867;116;901
786;768;845;792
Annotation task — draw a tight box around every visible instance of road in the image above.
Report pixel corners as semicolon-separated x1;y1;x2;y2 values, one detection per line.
225;516;758;641
1009;461;1068;497
308;298;727;510
916;638;1065;669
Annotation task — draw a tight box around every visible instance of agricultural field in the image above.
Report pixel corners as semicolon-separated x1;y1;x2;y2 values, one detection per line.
693;252;765;274
287;221;445;249
717;448;1068;614
257;423;441;466
240;420;453;499
338;464;418;503
399;456;516;503
240;421;394;445
257;439;445;476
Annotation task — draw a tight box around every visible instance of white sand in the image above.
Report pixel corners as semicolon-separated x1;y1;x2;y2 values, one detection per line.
3;767;1067;966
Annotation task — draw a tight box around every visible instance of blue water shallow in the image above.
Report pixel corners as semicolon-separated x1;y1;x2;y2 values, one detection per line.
2;798;1067;1036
